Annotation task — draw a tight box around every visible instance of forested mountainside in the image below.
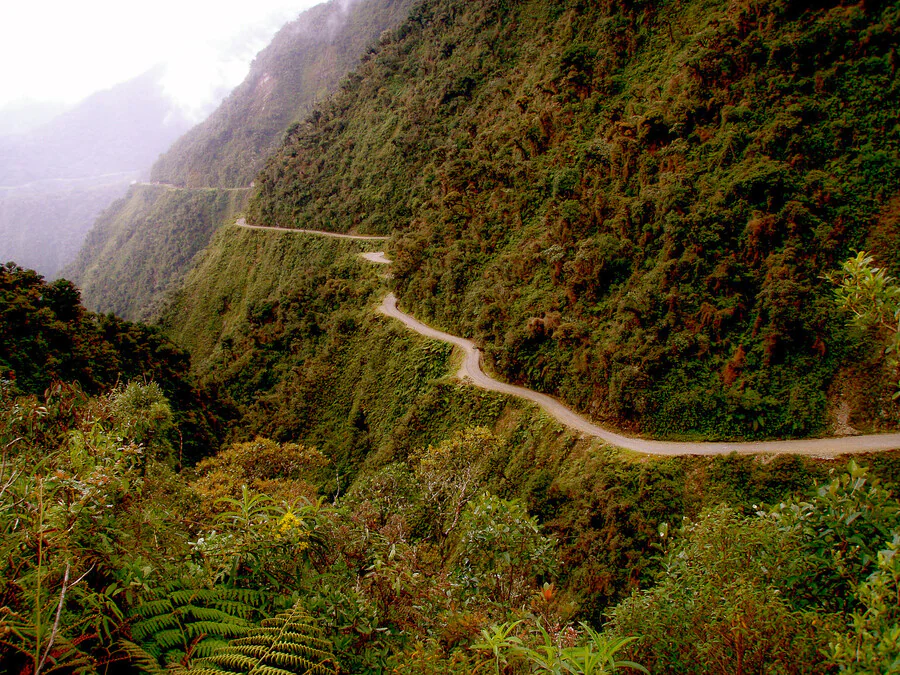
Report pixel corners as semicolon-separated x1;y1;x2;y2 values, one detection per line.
249;0;900;440
154;218;900;674
65;185;246;320
66;0;417;320
151;0;417;188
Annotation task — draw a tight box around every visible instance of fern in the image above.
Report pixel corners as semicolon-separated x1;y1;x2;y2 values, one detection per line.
116;640;168;675
188;603;339;675
129;585;267;670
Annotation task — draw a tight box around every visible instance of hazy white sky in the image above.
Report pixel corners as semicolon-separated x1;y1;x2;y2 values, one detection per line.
0;0;323;120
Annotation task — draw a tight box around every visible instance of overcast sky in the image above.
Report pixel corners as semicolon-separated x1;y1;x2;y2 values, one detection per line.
0;0;323;121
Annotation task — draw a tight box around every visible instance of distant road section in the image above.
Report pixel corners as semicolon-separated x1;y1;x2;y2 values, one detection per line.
361;251;392;263
135;182;251;192
234;217;389;241
378;293;900;457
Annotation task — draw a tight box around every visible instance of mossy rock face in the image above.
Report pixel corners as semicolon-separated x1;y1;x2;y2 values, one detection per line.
247;0;900;439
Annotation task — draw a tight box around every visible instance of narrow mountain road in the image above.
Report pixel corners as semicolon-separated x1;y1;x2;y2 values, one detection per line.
228;219;900;456
135;182;252;192
360;251;392;263
235;217;388;241
378;293;900;457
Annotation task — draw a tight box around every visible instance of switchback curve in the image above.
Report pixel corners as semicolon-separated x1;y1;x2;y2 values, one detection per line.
228;219;900;456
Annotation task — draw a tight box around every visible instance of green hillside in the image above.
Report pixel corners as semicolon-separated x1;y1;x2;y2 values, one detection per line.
66;185;245;321
155;217;900;672
20;0;900;672
249;0;900;440
67;0;416;320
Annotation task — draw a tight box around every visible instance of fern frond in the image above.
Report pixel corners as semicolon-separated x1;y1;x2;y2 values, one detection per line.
155;628;189;650
191;638;233;659
185;620;253;639
132;613;182;640
184;603;339;675
203;651;259;670
132;599;177;618
130;584;267;671
117;639;168;675
210;600;262;620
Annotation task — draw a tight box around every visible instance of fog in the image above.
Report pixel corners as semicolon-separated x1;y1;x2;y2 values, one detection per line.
0;0;324;124
0;0;326;277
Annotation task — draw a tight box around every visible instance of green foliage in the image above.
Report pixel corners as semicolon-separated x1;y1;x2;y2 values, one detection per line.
829;251;900;397
414;427;497;544
188;602;339;675
609;461;900;674
192;438;329;519
609;505;826;674
830;533;900;674
130;585;267;668
0;262;223;461
0;383;197;673
70;0;417;323
471;619;524;675
454;493;557;608
516;625;646;675
771;459;900;614
151;0;416;190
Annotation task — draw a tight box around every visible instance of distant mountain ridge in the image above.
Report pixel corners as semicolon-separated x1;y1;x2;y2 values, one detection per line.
0;68;191;277
0;67;188;187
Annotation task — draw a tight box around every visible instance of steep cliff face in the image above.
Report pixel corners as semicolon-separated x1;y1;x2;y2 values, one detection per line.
67;0;416;319
248;0;900;439
151;0;417;189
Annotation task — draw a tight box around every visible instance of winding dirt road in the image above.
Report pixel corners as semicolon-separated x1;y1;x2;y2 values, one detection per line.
378;293;900;457
228;219;900;456
135;182;252;192
235;217;388;241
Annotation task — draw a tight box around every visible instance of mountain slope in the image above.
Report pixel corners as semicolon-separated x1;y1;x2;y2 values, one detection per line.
248;0;900;439
67;0;417;320
0;67;187;186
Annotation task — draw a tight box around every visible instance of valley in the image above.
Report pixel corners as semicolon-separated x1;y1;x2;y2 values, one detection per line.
1;0;899;673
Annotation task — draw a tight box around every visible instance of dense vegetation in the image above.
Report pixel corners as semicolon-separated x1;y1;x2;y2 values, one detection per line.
13;0;900;672
159;218;900;625
2;348;899;673
0;263;221;460
250;0;900;440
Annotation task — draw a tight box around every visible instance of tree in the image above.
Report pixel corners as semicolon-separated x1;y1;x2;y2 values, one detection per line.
829;251;900;397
